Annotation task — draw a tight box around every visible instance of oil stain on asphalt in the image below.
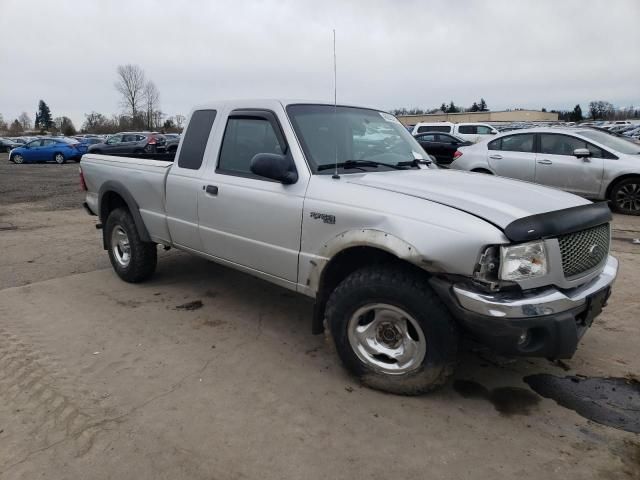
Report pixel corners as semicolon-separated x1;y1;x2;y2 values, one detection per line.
525;374;640;434
453;379;540;415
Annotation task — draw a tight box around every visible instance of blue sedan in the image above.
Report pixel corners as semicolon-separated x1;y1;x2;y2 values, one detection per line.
9;138;82;164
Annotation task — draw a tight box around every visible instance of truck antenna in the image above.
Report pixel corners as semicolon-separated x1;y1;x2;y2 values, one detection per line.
332;29;340;180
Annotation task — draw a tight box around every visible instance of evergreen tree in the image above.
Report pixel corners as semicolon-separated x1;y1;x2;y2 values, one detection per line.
35;112;40;130
439;103;447;112
479;98;488;111
470;102;479;112
571;104;583;122
447;101;459;113
37;100;53;129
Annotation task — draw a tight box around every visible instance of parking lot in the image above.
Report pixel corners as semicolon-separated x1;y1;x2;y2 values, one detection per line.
0;153;639;479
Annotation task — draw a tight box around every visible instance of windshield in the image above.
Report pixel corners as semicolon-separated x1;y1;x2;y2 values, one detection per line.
286;104;430;173
578;129;640;155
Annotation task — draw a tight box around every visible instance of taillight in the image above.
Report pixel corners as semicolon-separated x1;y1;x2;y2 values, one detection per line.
79;166;87;191
453;150;463;159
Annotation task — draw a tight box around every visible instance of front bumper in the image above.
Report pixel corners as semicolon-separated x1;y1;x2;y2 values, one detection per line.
431;256;618;358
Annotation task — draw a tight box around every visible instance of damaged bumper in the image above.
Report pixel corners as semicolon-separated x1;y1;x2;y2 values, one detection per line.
431;256;618;358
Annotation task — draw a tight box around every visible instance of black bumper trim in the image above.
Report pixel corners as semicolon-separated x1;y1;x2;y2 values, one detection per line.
430;278;599;359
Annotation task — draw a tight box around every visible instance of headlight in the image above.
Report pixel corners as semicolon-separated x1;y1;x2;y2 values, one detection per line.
499;241;547;281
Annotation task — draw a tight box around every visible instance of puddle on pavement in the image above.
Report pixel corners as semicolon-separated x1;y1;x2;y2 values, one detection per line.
453;379;540;416
524;374;640;434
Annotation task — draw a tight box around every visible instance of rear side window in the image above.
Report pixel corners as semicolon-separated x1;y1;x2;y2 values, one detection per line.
418;125;450;133
500;133;535;153
458;125;477;134
177;109;217;170
476;126;493;134
218;117;285;176
417;134;436;142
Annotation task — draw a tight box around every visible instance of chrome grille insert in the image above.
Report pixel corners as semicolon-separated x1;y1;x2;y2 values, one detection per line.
558;223;610;278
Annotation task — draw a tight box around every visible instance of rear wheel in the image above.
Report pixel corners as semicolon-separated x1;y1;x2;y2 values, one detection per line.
105;208;157;282
54;153;66;164
610;177;640;215
325;265;458;395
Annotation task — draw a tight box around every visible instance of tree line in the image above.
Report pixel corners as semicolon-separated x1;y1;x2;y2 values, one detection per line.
391;99;640;121
392;98;489;116
0;64;184;136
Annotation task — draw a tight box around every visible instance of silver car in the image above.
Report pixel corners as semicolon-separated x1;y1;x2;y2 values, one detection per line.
450;127;640;215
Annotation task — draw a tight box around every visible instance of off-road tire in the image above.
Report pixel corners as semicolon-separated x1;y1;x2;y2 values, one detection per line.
609;177;640;216
105;208;157;282
325;265;458;395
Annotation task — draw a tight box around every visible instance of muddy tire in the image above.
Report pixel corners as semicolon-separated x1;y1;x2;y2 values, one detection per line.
105;208;157;283
609;177;640;216
325;265;458;395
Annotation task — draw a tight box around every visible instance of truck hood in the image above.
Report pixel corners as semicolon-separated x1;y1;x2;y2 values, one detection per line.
347;169;590;229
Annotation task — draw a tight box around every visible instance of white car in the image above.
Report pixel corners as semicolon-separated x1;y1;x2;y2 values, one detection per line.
411;122;498;143
450;127;640;215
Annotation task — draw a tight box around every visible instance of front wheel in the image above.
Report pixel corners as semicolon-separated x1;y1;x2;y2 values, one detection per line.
105;208;157;282
610;177;640;215
54;153;66;164
326;265;458;395
12;154;24;164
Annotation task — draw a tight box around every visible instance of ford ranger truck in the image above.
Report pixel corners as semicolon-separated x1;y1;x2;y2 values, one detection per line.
80;100;618;395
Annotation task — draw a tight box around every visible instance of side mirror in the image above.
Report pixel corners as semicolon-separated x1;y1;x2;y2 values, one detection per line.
250;153;298;184
573;148;591;158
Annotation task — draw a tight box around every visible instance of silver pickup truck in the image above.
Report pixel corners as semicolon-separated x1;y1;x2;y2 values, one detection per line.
80;99;618;395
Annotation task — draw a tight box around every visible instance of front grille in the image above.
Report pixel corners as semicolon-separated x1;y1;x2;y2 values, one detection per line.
558;223;610;278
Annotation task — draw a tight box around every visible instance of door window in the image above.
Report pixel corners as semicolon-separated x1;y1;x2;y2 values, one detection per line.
122;134;136;142
476;126;494;134
218;117;285;176
106;135;122;145
417;134;436;142
540;134;587;156
27;140;42;147
41;139;56;146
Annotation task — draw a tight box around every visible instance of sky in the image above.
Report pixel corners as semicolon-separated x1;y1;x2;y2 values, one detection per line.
0;0;638;129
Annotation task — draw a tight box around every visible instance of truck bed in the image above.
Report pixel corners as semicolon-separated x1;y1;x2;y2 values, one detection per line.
81;153;174;244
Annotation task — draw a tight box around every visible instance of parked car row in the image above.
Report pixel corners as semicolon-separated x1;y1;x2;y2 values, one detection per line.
3;131;182;164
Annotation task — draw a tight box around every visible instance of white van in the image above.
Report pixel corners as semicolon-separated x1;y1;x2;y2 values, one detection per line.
411;122;498;143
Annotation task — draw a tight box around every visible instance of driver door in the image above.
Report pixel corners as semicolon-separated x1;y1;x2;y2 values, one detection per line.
197;110;305;283
24;140;44;161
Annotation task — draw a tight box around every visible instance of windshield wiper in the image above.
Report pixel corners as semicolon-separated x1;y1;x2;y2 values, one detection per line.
317;160;404;171
395;158;432;168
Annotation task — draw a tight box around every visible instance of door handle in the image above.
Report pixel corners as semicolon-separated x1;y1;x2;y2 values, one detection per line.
489;154;502;159
204;185;218;195
537;160;553;165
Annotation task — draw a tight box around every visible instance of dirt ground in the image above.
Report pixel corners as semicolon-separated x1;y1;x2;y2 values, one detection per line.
0;155;639;479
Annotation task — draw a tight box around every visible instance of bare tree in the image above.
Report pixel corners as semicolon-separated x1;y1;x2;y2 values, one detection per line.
143;80;160;130
115;64;146;120
18;112;32;130
175;114;186;130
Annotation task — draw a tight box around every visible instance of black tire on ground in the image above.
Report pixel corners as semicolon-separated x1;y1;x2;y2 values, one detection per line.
105;208;157;282
325;265;458;395
609;177;640;216
54;153;66;164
